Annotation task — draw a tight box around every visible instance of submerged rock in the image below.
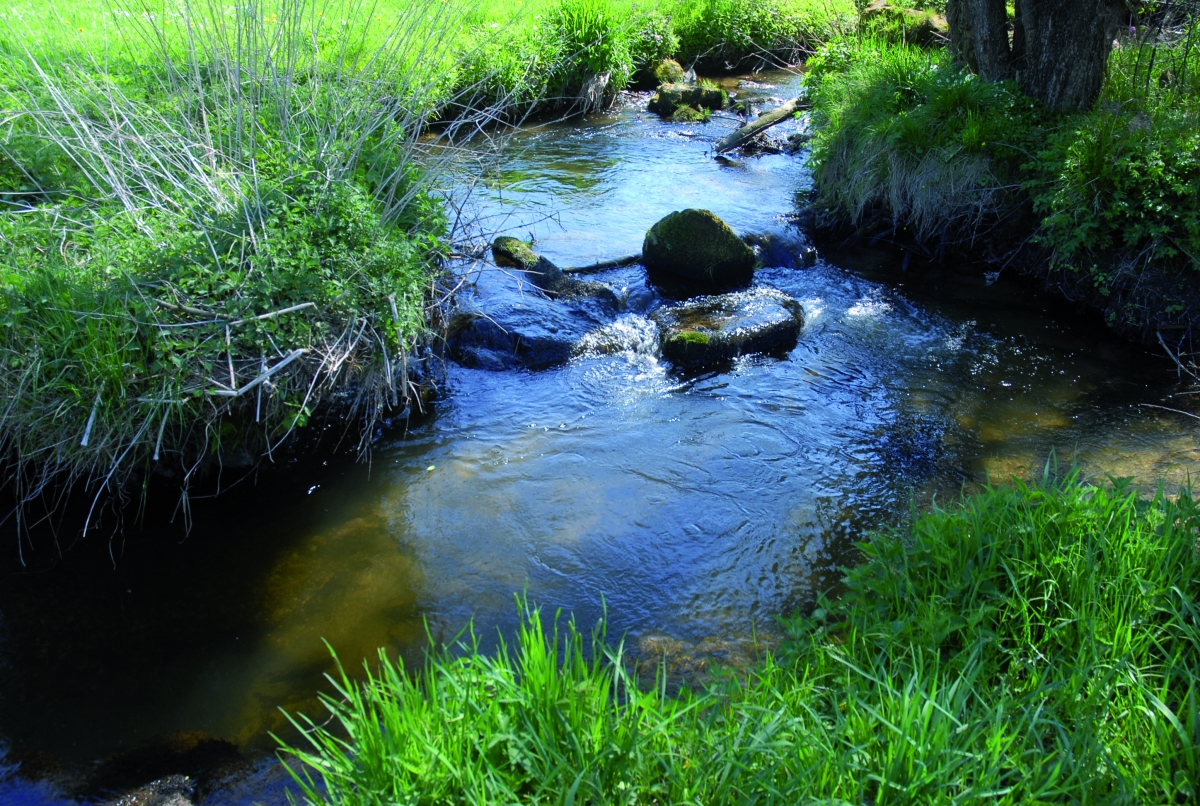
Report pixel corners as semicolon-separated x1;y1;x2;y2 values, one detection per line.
651;288;804;369
642;209;757;294
449;293;613;371
491;237;616;304
647;83;726;117
670;104;709;123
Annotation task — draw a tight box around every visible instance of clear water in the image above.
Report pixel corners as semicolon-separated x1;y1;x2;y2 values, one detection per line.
2;71;1198;788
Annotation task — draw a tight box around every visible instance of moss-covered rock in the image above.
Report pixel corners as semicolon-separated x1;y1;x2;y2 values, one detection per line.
491;237;616;304
859;1;948;48
653;288;805;370
647;83;727;117
642;209;756;293
670;105;709;123
653;59;686;85
492;236;543;271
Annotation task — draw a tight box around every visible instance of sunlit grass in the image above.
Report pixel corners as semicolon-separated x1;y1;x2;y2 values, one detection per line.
280;471;1200;804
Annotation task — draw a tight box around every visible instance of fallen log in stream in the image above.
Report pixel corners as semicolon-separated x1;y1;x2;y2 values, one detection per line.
714;97;804;155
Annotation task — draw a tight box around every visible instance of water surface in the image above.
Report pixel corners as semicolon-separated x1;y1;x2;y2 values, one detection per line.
2;70;1197;786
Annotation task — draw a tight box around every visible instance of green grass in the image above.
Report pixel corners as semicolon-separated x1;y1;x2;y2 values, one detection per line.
0;0;860;516
804;18;1200;338
805;37;1041;245
279;471;1200;804
0;0;460;520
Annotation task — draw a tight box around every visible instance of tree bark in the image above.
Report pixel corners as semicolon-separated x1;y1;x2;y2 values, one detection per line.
1014;0;1125;112
947;0;1126;112
946;0;1011;79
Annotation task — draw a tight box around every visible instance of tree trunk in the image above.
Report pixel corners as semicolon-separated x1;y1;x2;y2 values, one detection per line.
946;0;1012;79
946;0;1126;112
1014;0;1125;112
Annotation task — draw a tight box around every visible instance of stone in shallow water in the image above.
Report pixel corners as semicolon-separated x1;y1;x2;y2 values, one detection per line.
491;237;615;303
642;209;756;295
647;83;727;116
651;287;805;370
448;294;613;371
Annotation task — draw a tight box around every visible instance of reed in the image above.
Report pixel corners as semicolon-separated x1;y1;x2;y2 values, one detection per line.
0;0;487;535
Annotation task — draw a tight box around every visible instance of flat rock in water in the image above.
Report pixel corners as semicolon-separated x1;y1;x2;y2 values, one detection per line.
492;237;616;304
643;209;756;294
651;288;804;370
449;293;613;371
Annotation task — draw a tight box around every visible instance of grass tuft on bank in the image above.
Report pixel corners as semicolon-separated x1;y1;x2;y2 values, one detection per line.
804;11;1200;339
279;471;1200;804
0;0;861;516
0;0;462;517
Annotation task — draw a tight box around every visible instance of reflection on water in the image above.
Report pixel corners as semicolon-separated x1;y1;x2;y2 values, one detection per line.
2;70;1198;777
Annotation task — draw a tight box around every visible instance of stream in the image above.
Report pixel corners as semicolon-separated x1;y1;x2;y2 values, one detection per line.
3;69;1199;803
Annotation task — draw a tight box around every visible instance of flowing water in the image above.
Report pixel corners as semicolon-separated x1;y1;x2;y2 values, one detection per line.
3;70;1200;800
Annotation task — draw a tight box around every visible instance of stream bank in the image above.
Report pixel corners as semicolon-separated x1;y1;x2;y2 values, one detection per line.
4;68;1200;803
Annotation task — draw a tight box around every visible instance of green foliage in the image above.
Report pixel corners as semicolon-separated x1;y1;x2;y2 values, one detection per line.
1023;31;1200;290
671;0;856;66
806;23;1200;333
0;0;449;494
552;0;635;94
280;473;1200;804
807;38;1043;242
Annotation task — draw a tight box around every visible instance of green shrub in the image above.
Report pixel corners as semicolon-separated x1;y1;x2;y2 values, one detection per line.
551;0;635;103
672;0;856;66
1024;32;1200;296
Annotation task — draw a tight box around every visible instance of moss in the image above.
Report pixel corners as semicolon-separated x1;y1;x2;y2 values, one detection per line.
669;330;710;347
653;59;685;85
671;105;709;123
491;236;539;270
643;209;755;289
647;84;727;116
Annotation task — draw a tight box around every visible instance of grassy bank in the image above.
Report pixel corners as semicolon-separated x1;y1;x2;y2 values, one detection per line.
280;472;1200;804
804;8;1200;343
0;0;856;519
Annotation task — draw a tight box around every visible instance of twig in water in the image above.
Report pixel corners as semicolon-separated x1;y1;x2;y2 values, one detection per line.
1140;403;1200;421
1157;330;1199;381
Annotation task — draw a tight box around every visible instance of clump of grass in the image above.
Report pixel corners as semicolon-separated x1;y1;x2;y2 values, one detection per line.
671;0;856;70
279;470;1200;804
0;0;482;532
805;36;1042;248
805;14;1200;339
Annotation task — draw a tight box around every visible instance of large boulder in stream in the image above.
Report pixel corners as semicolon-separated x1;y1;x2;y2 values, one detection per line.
653;59;686;85
643;209;757;294
651;288;805;370
648;83;726;117
492;236;616;304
